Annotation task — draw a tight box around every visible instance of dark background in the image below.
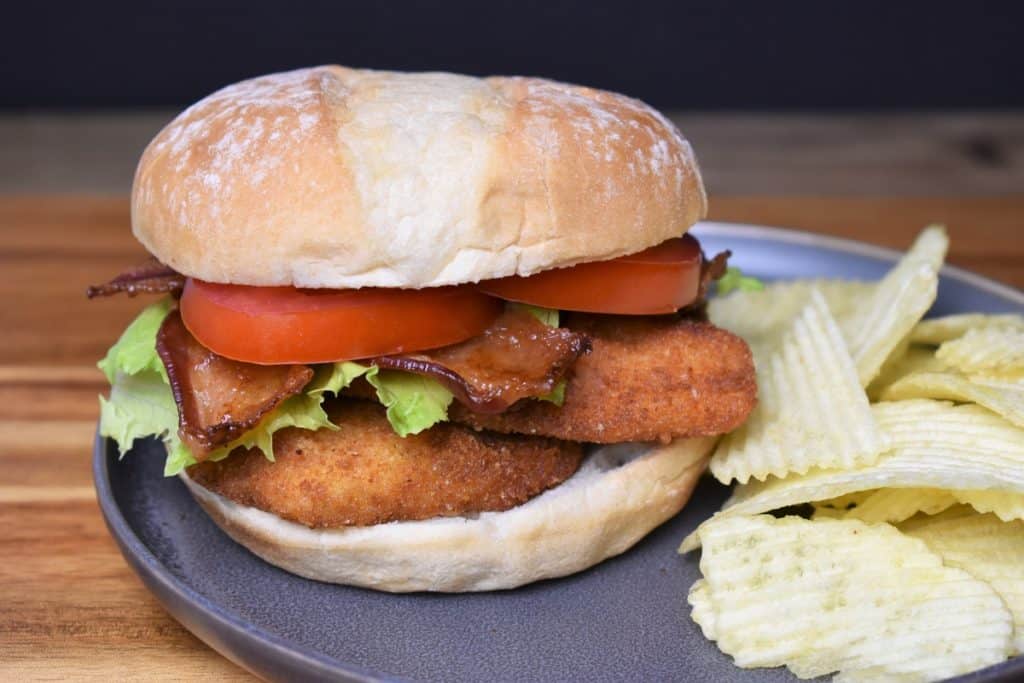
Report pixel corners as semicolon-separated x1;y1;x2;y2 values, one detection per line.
3;0;1023;110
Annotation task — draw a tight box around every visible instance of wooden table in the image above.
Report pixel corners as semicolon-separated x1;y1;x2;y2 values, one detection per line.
2;196;1022;680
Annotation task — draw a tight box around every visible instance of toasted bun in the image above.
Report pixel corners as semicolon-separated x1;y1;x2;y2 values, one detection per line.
181;436;714;592
133;66;706;289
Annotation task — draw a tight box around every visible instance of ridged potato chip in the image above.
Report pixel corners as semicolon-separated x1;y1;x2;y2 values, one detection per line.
817;490;873;509
838;226;947;385
710;290;883;484
866;346;947;400
841;487;957;523
811;491;874;520
902;508;1024;654
691;401;1024;540
692;514;1012;681
910;313;1024;345
937;326;1024;377
709;227;948;388
815;488;1022;524
687;579;717;641
881;371;1024;428
954;489;1024;522
708;279;873;362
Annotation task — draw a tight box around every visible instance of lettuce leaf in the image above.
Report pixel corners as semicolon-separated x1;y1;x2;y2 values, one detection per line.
717;267;765;295
203;392;338;466
97;297;173;383
537;380;567;406
329;362;454;437
99;368;192;475
96;299;191;474
365;368;453;437
508;302;559;327
307;361;374;398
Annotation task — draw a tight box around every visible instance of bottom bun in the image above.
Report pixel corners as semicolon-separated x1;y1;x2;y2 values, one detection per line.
180;436;715;592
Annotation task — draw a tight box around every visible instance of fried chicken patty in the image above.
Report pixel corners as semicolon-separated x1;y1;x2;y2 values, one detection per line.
449;314;757;443
186;400;584;528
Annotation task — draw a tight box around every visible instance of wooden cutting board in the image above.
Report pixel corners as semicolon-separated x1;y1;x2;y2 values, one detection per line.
2;195;1021;680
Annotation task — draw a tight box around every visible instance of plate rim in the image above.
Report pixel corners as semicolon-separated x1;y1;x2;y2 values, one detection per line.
694;220;1024;304
93;222;1024;683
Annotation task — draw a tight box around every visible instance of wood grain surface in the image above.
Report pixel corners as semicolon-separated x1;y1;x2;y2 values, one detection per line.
5;113;1024;195
1;195;1021;681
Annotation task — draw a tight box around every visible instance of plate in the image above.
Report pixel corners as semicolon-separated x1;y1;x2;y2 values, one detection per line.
94;222;1024;682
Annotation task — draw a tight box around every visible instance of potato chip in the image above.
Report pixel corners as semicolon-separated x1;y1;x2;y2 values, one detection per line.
881;371;1024;429
687;578;717;641
708;279;873;362
910;313;1024;345
866;345;947;400
810;491;874;520
937;326;1024;377
841;487;958;523
817;490;873;509
709;290;883;484
902;508;1024;654
709;227;947;389
954;489;1024;522
898;502;977;533
839;226;947;386
697;401;1024;535
692;514;1012;681
809;504;847;520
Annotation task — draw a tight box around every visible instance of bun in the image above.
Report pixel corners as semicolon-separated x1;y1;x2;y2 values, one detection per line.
181;436;714;592
133;66;706;289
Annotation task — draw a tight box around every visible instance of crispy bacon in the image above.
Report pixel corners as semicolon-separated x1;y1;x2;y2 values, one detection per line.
156;310;313;459
697;250;731;303
86;257;185;298
372;308;591;413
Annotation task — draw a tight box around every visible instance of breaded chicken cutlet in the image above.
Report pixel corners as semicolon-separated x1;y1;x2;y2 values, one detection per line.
449;313;756;443
188;400;583;528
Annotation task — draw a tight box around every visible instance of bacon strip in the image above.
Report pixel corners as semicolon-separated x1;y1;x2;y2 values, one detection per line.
87;257;185;298
156;310;313;459
371;307;591;413
697;250;731;303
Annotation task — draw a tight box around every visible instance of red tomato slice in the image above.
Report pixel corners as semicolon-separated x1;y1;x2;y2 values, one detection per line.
180;280;503;365
478;234;703;314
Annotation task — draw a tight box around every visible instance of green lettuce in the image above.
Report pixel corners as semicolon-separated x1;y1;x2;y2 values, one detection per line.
97;298;192;475
99;368;191;475
315;361;452;437
365;368;453;437
509;302;559;327
717;267;765;295
538;380;567;406
98;297;173;383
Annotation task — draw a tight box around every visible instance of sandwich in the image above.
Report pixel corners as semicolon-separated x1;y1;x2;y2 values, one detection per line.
90;66;757;592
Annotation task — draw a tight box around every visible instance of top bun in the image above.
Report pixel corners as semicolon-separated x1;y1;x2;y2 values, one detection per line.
132;66;706;289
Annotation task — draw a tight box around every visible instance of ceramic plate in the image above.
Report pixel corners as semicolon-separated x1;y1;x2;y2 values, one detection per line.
94;222;1024;682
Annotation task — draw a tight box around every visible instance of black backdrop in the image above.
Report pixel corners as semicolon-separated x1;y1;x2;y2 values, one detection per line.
4;0;1023;110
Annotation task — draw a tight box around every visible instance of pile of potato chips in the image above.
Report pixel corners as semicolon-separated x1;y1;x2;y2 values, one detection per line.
682;226;1024;682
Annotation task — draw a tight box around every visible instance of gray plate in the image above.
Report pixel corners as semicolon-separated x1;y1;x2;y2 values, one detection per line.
93;222;1024;682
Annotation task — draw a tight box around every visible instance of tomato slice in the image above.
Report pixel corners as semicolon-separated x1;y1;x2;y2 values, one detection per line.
478;234;703;315
180;280;503;365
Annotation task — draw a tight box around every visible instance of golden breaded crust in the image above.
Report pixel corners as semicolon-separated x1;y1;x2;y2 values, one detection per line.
450;314;757;443
186;400;583;528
